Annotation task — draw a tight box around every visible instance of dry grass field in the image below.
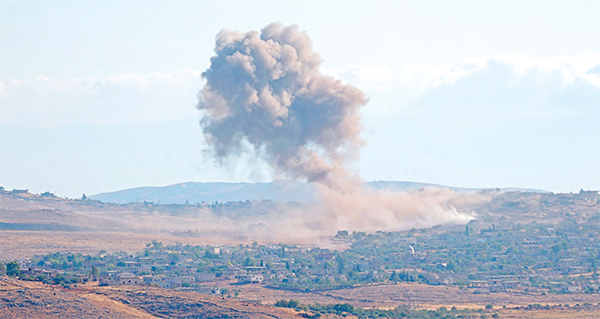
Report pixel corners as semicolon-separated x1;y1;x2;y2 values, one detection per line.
0;278;307;319
230;281;600;310
0;230;347;261
498;308;600;319
2;278;599;319
0;230;241;260
0;277;149;319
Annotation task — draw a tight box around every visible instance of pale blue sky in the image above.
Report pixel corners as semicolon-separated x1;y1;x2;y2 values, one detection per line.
1;0;599;197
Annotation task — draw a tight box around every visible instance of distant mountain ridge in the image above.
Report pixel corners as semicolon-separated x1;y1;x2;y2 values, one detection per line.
90;181;548;204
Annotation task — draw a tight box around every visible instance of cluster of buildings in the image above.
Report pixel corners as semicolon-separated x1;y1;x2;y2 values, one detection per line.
8;191;599;296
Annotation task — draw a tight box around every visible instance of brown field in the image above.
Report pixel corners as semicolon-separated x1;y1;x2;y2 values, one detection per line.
499;308;600;319
0;230;347;261
0;230;243;260
231;281;600;310
0;278;308;319
2;278;599;319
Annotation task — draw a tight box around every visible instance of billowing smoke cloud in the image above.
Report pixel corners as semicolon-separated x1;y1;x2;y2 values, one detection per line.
198;23;479;234
197;23;366;187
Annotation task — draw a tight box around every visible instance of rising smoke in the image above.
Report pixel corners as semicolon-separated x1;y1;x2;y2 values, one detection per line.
198;23;479;235
198;23;365;186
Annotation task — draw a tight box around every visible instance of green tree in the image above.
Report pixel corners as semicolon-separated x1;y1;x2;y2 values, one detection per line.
0;263;6;276
243;257;256;266
90;266;99;279
447;260;459;272
288;299;300;308
336;256;346;272
333;303;354;313
390;271;398;282
6;261;20;277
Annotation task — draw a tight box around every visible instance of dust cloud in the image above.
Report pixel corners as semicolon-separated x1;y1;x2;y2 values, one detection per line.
197;23;482;237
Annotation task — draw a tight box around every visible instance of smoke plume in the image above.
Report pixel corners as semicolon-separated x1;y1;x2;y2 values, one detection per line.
198;23;478;234
198;23;365;186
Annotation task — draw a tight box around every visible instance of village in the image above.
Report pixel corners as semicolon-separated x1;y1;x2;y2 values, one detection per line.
5;191;599;298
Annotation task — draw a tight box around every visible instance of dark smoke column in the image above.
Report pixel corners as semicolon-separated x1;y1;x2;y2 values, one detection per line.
197;23;367;187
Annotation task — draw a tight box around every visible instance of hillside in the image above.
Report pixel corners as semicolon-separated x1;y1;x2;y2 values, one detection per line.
0;278;301;319
91;181;317;204
89;181;548;204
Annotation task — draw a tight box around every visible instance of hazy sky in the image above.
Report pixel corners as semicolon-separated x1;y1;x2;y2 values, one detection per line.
1;0;599;197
